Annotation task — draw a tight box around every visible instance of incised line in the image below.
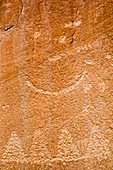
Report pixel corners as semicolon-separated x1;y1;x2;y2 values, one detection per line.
26;72;86;95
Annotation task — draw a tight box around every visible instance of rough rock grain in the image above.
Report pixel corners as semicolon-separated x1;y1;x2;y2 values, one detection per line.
0;0;113;169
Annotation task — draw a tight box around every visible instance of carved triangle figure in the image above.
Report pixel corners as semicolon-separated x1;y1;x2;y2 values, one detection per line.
29;129;50;164
1;131;26;163
57;127;80;160
85;126;111;161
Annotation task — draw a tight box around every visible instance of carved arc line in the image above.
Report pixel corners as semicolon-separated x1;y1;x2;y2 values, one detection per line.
26;72;86;95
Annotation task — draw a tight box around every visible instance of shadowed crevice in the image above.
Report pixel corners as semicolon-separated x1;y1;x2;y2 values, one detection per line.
4;25;14;31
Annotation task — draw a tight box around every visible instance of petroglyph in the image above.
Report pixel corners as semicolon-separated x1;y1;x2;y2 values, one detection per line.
46;38;102;61
0;0;112;168
26;69;105;96
26;72;86;95
0;127;111;164
77;138;89;155
1;131;26;163
57;127;80;160
29;129;50;163
84;126;111;161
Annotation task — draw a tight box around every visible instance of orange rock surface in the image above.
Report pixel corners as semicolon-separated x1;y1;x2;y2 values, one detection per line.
0;0;113;169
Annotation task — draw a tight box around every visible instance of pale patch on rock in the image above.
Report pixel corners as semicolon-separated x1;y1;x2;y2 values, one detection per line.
76;49;80;53
34;32;41;39
81;45;88;51
82;105;94;114
49;55;61;62
110;123;113;129
74;74;81;79
106;55;111;59
73;20;82;27
21;4;25;15
83;83;92;93
104;129;113;140
99;82;106;93
1;131;26;163
57;127;80;160
62;162;66;166
76;72;86;86
5;9;11;15
59;36;66;43
109;138;113;153
84;126;111;161
111;63;113;66
82;105;90;113
75;43;92;53
2;104;9;110
84;60;93;65
64;21;72;28
77;138;89;154
4;2;11;7
87;44;92;49
29;129;50;163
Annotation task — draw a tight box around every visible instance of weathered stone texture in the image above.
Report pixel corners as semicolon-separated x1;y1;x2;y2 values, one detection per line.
0;0;113;169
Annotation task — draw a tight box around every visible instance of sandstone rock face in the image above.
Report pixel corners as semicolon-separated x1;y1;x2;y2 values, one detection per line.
0;0;113;169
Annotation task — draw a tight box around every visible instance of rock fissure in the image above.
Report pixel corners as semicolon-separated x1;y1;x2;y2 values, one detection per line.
4;25;14;31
